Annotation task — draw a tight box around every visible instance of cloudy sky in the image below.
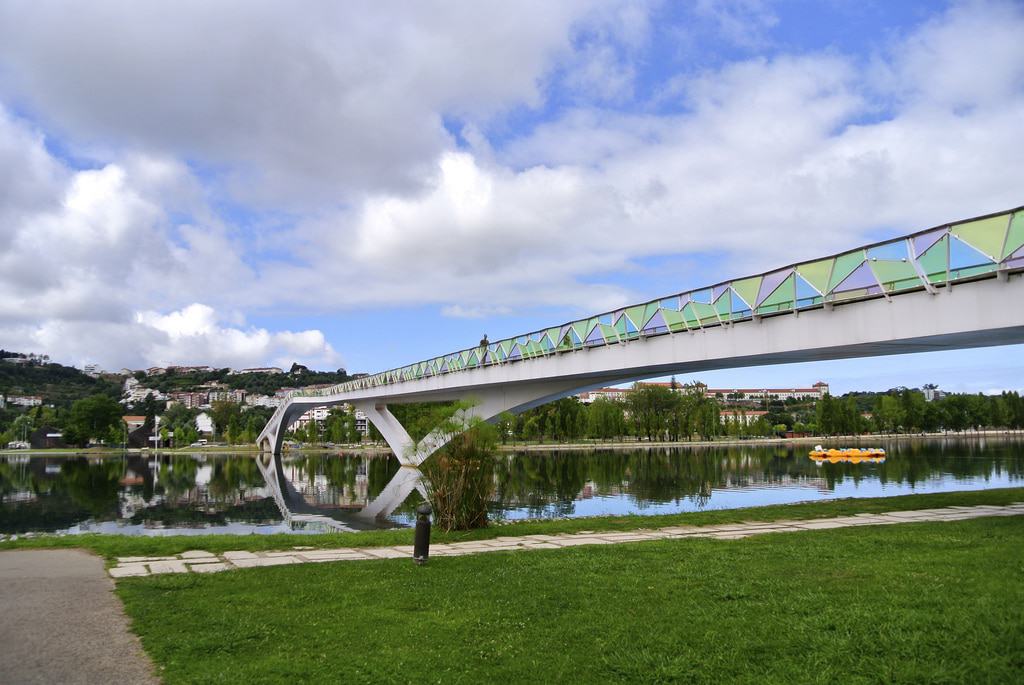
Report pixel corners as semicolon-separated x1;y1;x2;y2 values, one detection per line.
0;0;1021;394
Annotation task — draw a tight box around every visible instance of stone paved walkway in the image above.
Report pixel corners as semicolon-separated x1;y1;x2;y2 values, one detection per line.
109;502;1024;578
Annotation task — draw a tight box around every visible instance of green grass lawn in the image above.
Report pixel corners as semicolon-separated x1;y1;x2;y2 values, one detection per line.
117;516;1024;684
3;487;1023;561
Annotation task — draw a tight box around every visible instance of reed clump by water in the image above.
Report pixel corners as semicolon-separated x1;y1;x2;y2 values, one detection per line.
420;412;497;532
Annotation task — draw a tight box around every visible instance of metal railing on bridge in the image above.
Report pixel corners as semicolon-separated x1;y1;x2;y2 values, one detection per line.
283;206;1024;401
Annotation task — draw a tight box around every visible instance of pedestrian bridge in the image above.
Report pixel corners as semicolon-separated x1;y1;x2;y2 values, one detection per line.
258;206;1024;464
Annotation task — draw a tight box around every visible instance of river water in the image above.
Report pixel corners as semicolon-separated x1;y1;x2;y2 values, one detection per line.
1;436;1021;536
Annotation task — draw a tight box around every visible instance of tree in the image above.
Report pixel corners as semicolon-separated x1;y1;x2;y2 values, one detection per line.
628;383;676;441
873;395;902;434
65;394;123;446
587;398;625;441
496;411;515;444
209;401;243;440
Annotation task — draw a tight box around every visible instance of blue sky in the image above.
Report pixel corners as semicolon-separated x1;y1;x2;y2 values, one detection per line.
0;0;1021;395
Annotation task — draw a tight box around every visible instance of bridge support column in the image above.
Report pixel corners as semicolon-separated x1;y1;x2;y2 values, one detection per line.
356;403;423;466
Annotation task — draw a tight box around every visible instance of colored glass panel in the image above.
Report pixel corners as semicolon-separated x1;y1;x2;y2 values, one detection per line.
917;235;948;283
584;324;605;345
951;215;1009;261
827;250;866;293
912;228;946;257
690;288;713;304
758;274;795;311
625;306;647;329
661;309;686;331
642;310;669;334
794;273;822;306
866;241;909;261
730;289;752;317
949;236;995;271
690;302;717;325
832;262;879;293
731;276;761;309
1002;211;1024;260
755;268;791;306
869;260;921;292
714;291;731;320
795;259;832;295
681;303;701;327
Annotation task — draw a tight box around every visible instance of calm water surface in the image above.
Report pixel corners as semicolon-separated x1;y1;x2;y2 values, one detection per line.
1;436;1021;536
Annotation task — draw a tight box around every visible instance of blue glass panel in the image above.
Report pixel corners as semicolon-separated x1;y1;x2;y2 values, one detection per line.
690;288;712;304
867;241;909;261
949;236;995;272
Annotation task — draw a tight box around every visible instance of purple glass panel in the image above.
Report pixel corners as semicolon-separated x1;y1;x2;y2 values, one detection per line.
712;284;729;301
912;229;945;257
1002;245;1024;269
678;293;690;307
756;268;793;306
832;261;877;292
585;325;605;345
642;310;668;332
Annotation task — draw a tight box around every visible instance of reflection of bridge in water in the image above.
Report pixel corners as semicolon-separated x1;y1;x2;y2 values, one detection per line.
255;452;426;531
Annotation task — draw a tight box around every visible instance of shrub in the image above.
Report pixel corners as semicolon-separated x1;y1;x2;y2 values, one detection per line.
419;410;497;532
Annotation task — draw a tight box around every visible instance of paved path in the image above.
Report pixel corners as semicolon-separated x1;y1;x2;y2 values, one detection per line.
109;502;1024;578
0;549;159;684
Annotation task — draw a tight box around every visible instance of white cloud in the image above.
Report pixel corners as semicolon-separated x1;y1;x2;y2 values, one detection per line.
134;304;339;370
0;0;622;205
441;304;513;319
0;1;1021;378
693;0;779;49
282;3;1023;311
0;108;337;370
1;304;339;371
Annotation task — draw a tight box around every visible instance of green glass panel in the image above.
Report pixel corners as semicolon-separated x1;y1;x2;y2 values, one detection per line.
661;309;686;331
545;327;561;344
681;303;701;327
714;292;730;319
625;306;647;330
796;258;832;295
917;235;948;283
614;316;627;336
951;263;998;279
643;303;660;325
1003;211;1024;259
691;302;718;325
759;274;795;309
573;319;594;341
827;250;866;293
869;260;921;291
952;214;1010;261
731;276;761;309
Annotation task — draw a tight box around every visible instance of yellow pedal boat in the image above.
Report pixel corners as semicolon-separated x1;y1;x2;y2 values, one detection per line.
808;445;886;464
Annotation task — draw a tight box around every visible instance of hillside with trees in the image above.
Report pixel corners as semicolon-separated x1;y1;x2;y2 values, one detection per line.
0;351;120;406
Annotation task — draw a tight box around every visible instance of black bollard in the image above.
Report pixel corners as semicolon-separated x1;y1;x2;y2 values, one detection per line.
413;502;432;565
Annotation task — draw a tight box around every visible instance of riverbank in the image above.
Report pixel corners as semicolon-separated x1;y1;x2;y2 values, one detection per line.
2;428;1020;457
3;487;1021;560
116;514;1024;683
499;428;1024;452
